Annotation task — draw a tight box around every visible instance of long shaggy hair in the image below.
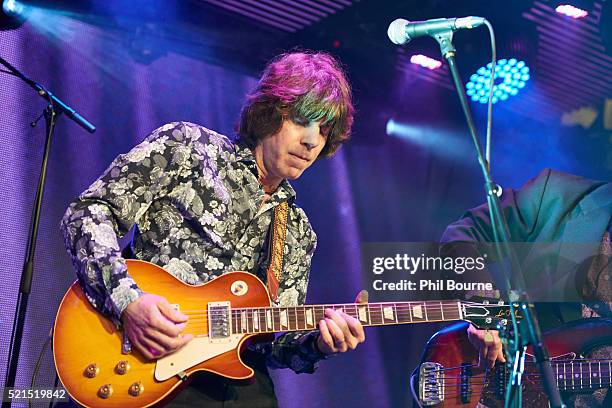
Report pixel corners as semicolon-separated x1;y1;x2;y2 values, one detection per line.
238;51;353;157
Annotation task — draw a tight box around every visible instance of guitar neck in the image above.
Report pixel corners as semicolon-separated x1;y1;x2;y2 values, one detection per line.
229;300;466;335
550;359;612;390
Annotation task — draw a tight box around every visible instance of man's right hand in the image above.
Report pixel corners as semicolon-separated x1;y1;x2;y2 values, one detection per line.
466;324;506;369
121;294;193;361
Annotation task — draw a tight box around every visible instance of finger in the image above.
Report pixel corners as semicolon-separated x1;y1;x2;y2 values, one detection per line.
158;300;188;324
485;344;499;368
144;329;186;352
149;311;186;338
478;345;489;368
318;319;334;352
342;313;365;344
136;337;164;360
498;348;507;363
325;309;351;339
324;318;347;352
489;333;506;364
355;290;369;304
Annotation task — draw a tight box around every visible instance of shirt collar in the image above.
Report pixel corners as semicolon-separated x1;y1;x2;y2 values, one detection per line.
234;141;297;203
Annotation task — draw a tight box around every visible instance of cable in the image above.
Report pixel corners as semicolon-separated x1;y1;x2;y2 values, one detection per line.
29;334;52;408
483;20;497;170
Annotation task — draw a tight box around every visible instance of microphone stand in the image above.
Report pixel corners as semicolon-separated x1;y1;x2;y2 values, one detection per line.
430;30;565;408
0;56;95;407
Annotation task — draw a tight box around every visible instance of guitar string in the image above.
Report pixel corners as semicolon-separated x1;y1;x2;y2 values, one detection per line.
433;379;612;389
178;301;495;313
179;305;477;322
432;373;612;381
421;359;612;374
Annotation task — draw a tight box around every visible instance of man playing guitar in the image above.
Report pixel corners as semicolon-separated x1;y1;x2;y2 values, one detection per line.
60;51;366;407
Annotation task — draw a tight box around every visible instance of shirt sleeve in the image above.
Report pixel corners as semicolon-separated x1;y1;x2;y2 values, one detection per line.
60;122;197;326
252;330;331;374
438;169;554;300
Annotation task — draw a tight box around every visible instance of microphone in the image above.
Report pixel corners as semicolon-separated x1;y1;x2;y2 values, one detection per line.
387;17;485;45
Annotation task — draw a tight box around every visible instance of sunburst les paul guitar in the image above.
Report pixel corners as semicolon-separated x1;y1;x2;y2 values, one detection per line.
53;259;513;408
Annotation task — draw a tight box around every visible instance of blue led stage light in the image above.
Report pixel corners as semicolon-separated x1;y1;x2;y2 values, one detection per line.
1;0;26;29
2;0;23;16
466;58;530;104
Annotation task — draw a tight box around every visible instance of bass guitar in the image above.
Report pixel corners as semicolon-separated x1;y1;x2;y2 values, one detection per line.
413;319;612;407
54;259;510;407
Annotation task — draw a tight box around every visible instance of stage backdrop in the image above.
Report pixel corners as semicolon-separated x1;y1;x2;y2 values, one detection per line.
1;11;607;408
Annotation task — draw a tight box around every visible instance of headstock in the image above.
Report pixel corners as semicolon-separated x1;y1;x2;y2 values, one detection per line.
461;300;521;330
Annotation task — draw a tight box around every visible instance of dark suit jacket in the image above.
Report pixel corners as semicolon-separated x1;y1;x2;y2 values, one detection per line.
441;168;612;329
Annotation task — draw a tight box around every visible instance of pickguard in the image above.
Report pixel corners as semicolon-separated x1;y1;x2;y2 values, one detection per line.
155;334;245;381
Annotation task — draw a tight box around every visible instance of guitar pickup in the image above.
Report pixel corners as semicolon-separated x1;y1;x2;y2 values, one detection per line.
208;301;232;343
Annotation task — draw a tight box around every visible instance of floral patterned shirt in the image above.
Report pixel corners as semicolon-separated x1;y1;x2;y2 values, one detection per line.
60;121;327;373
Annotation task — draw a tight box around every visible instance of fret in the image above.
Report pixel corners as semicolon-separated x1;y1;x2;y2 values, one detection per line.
589;360;592;388
290;307;296;330
609;360;611;386
563;362;567;389
294;307;301;330
371;304;383;325
347;304;358;321
395;303;407;324
424;302;443;321
556;362;560;389
580;361;583;389
334;305;345;319
443;301;461;321
440;301;445;320
571;362;575;389
457;301;463;320
424;302;429;321
260;309;267;332
599;361;602;387
406;302;413;323
318;306;326;325
272;308;279;331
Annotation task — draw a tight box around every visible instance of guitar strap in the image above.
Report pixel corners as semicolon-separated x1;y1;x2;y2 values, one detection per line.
265;201;289;302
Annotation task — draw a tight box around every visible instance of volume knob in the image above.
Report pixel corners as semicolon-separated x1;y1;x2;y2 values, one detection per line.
115;360;130;375
128;381;145;397
98;384;113;399
84;363;99;378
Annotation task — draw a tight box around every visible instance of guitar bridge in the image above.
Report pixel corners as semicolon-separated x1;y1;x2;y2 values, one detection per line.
208;302;232;343
419;362;444;406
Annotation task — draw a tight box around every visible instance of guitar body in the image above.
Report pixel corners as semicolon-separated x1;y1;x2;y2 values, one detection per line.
53;260;272;408
54;259;516;407
414;319;612;407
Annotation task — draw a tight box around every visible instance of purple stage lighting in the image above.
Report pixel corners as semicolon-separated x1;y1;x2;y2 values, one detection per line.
410;54;442;70
555;4;589;19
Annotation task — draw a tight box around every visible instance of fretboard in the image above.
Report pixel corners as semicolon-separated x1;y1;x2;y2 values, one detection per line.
230;300;463;335
551;359;612;391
